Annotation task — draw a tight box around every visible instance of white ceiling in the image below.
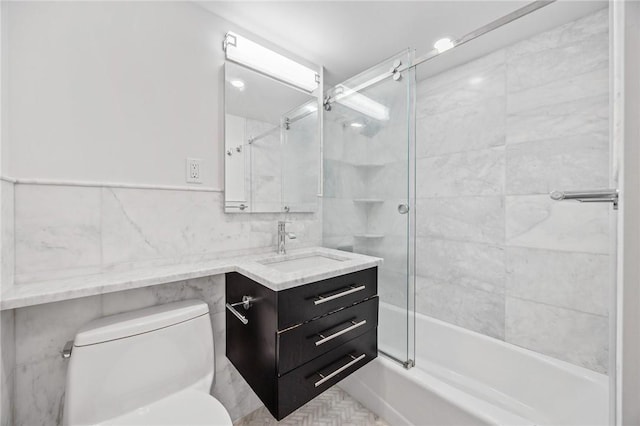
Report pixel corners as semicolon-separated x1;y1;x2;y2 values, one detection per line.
198;1;607;86
197;1;531;85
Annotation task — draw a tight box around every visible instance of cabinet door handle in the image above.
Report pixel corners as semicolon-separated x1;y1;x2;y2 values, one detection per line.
314;353;366;388
315;320;367;346
314;285;366;305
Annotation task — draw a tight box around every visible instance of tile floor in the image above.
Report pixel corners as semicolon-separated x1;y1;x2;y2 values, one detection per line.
234;387;388;426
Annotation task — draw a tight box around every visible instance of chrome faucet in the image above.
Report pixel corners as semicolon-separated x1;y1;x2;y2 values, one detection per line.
277;221;296;254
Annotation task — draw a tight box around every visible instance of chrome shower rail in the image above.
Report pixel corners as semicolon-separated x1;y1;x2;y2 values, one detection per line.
323;0;556;108
408;0;555;70
247;125;280;145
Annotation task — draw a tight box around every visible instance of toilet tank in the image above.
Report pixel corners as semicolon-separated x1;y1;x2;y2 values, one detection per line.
64;300;214;426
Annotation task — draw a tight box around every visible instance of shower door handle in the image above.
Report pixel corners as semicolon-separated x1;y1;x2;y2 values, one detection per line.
550;189;619;210
397;204;409;214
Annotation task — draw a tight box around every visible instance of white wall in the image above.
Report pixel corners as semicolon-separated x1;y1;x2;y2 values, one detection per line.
3;1;318;190
413;8;610;373
6;1;220;187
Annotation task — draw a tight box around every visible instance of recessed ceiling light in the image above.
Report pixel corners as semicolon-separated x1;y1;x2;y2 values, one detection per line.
434;38;455;53
350;122;364;128
230;79;245;90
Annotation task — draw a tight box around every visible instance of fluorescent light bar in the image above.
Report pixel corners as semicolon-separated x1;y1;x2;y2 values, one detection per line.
224;31;319;93
334;85;390;121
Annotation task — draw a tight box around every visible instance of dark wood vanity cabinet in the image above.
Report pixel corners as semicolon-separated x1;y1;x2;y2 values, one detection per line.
225;267;378;420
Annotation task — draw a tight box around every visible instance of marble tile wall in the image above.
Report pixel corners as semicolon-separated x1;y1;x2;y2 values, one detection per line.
1;181;15;426
247;118;282;212
5;183;321;425
0;310;14;426
283;113;320;212
12;185;321;284
415;8;610;372
7;276;261;425
1;180;14;292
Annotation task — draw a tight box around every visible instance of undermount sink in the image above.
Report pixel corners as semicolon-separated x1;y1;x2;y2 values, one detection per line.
259;254;347;273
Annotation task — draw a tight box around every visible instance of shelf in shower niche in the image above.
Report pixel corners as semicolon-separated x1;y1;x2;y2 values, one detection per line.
353;198;384;204
353;234;385;239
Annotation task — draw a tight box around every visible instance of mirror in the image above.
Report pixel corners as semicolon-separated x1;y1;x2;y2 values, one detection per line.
224;62;320;213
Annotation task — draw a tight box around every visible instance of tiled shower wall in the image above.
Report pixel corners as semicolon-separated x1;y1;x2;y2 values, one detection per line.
323;9;610;373
415;8;610;372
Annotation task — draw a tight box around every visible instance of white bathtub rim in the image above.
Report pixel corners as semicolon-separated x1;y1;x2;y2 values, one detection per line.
381;301;608;386
378;302;608;425
415;312;608;386
342;355;532;426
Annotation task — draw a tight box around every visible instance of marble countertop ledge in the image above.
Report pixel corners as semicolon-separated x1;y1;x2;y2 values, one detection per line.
0;247;382;310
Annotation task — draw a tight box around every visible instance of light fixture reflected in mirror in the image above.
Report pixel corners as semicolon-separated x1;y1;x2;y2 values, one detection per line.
333;85;390;121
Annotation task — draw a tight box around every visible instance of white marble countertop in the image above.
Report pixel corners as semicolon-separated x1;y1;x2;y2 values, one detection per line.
0;247;382;310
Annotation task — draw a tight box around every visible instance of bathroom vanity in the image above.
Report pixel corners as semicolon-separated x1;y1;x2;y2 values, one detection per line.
225;250;379;420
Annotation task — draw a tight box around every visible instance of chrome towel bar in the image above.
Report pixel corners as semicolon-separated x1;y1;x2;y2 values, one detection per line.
226;296;254;325
550;188;619;210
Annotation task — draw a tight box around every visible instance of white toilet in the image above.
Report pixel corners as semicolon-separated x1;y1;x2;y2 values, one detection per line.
63;299;233;426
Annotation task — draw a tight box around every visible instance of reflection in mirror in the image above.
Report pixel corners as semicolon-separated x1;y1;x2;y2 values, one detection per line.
224;62;320;213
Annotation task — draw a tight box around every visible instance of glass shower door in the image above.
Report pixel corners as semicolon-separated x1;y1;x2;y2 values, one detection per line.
323;51;415;366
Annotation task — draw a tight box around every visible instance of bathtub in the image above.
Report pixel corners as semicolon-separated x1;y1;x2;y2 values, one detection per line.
340;302;609;425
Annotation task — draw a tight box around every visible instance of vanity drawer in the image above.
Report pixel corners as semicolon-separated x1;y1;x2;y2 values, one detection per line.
277;267;377;329
277;297;378;375
276;329;377;419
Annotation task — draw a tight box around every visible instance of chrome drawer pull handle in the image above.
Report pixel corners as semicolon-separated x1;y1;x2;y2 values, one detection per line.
314;353;366;388
314;285;366;305
315;320;367;346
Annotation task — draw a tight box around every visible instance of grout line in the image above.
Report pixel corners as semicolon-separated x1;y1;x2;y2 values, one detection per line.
506;294;608;318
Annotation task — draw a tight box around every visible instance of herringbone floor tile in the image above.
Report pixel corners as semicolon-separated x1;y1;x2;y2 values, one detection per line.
234;387;388;426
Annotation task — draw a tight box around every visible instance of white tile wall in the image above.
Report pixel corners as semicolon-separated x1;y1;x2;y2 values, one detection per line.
0;310;14;426
4;183;321;425
414;8;610;372
1;181;15;293
322;9;611;373
9;277;262;425
12;186;321;283
14;185;102;282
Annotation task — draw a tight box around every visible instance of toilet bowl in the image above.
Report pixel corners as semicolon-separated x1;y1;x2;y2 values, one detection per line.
63;300;233;426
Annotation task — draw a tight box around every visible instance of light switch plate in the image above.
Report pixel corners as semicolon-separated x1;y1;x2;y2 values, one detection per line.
186;158;203;184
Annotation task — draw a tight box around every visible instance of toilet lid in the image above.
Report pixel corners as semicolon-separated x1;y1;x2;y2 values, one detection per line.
104;389;233;426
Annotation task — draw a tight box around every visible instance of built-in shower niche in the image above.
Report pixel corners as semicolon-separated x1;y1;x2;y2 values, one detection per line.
323;51;414;365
